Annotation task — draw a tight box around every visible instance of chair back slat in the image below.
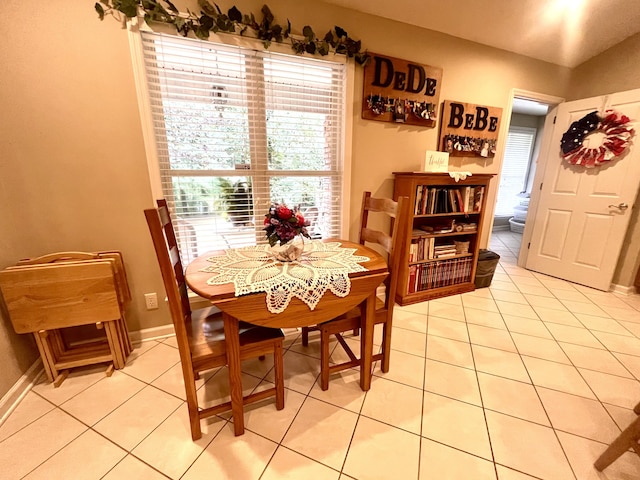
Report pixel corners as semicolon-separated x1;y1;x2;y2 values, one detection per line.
144;204;192;353
360;227;393;253
157;199;191;316
386;196;410;312
365;196;399;216
169;246;182;270
357;192;410;314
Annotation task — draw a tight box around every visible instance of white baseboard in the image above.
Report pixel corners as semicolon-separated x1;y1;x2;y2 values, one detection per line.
0;360;44;427
610;284;638;295
128;323;176;343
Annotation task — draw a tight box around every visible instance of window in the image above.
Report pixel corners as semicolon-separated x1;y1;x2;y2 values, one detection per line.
494;126;537;217
140;32;346;263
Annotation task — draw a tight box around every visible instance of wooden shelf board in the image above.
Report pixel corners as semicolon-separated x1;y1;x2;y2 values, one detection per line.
396;282;475;305
412;231;477;238
409;253;473;265
414;212;481;218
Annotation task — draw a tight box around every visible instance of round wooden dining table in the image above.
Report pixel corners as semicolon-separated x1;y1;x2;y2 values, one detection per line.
185;239;388;435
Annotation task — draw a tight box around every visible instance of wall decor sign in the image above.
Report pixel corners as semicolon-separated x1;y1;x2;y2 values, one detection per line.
362;52;443;127
560;110;634;168
439;100;503;158
424;150;449;172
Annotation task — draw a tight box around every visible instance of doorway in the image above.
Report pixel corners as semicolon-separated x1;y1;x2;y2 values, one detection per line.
523;89;640;290
492;97;550;259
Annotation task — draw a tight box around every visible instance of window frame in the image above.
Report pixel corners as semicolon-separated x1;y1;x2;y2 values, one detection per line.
494;125;537;218
126;19;354;240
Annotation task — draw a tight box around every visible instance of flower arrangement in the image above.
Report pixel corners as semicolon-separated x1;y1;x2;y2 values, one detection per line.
264;203;310;246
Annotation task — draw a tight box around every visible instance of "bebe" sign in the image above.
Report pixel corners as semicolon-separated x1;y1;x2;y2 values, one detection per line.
439;100;502;158
447;102;499;132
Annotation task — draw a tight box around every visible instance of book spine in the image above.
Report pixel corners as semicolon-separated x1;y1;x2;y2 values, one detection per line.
408;265;417;293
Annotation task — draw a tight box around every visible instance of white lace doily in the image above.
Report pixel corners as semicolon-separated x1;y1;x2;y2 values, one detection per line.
201;241;370;314
449;171;473;182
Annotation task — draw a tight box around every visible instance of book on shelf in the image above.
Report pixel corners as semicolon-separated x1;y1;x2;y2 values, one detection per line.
408;265;418;293
419;221;455;234
448;189;458;213
406;256;473;293
413;185;484;215
428;188;437;214
460;222;477;231
409;236;436;261
473;186;484;212
433;244;457;259
455;189;466;214
463;187;471;213
435;252;458;259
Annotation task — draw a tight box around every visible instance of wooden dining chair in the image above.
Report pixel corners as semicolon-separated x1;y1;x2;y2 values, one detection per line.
594;401;640;471
302;192;410;390
145;199;285;440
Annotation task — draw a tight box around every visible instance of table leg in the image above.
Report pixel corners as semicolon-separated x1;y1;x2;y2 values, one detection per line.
360;291;376;391
222;312;245;436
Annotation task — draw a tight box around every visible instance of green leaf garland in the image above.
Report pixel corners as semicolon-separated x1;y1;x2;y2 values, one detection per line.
94;0;370;65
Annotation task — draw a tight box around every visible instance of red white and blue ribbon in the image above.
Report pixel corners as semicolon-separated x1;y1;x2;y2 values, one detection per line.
560;110;634;168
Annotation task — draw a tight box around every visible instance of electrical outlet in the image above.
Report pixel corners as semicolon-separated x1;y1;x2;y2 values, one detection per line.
144;292;159;310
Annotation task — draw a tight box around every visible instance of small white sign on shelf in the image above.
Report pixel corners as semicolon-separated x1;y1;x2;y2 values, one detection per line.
424;150;449;172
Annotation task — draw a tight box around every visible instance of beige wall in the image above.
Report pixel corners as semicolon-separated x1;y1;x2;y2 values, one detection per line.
10;0;637;399
0;1;170;397
568;33;640;288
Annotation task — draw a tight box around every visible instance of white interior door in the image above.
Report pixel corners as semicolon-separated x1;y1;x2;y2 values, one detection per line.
525;89;640;290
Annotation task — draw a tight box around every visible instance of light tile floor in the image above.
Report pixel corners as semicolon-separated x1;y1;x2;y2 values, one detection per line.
2;232;640;479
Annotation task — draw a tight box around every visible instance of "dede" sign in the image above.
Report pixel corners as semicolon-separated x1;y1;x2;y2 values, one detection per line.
362;52;443;127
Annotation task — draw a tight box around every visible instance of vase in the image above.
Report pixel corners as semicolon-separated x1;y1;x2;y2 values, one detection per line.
270;235;305;262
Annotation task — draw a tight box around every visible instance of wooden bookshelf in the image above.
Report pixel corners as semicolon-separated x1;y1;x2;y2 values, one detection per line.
393;172;494;305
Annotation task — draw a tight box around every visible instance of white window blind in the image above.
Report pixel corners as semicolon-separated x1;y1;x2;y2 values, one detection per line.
141;32;346;263
495;126;536;217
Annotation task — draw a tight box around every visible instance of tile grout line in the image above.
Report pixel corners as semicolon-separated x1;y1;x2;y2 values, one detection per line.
461;289;500;480
502;267;591;480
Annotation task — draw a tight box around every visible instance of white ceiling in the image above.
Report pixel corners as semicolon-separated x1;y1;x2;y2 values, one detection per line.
321;0;640;67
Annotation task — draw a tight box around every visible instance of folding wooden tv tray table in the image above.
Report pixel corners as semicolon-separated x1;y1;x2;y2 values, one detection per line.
0;251;132;387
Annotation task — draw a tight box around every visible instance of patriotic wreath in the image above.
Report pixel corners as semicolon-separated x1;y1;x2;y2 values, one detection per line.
560;110;634;168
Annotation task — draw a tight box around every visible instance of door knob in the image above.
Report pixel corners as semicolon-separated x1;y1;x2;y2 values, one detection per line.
608;202;629;210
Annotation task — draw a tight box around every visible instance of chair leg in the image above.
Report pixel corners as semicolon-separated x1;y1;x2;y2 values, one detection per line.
320;329;331;391
182;368;202;441
381;320;392;373
634;401;640;415
594;416;640;471
352;328;359;336
274;342;285;410
301;327;309;346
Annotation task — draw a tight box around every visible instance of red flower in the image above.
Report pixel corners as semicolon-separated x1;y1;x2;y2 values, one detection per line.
264;203;311;246
276;205;292;220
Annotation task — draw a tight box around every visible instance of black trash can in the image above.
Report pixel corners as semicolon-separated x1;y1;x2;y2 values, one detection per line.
475;249;500;288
